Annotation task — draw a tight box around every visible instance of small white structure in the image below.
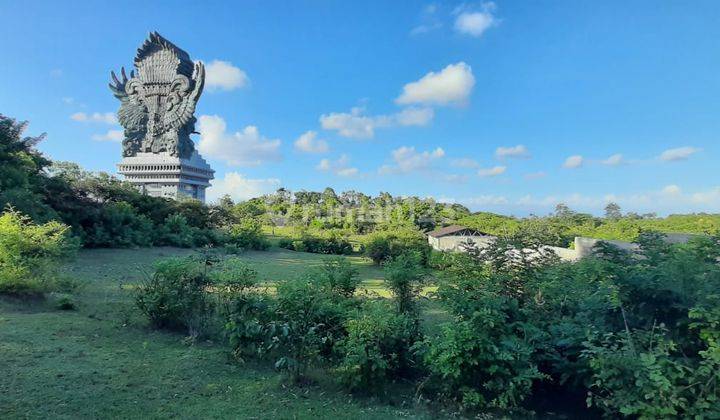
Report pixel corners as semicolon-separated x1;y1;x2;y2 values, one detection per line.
427;225;495;252
428;225;700;261
117;151;214;202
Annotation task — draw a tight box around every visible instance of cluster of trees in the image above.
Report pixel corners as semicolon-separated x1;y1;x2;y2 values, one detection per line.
5;113;716;253
0;115;264;249
242;187;471;233
459;204;720;247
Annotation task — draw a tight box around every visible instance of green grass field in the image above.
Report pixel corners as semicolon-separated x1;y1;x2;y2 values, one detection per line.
0;247;446;419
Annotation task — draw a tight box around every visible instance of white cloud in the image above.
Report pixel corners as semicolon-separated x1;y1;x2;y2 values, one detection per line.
563;155;584;168
91;129;123;142
454;3;498;37
320;107;376;138
294;130;329;153
495;145;530;159
410;23;443;35
602;153;624;166
62;97;75;105
477;165;506;177
658;146;701;162
442;174;469;183
70;112;117;124
197;115;281;166
662;184;681;195
394;107;435;126
525;171;546;180
462;195;509;206
320;106;433;139
206;172;280;203
337;167;359;177
204;60;249;92
316;154;359;177
410;4;442;35
379;146;445;174
451;158;479;168
449;184;720;215
50;69;63;78
395;62;475;106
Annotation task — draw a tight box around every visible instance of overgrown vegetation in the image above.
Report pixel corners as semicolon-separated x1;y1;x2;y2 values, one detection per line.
420;233;720;416
0;209;77;297
459;204;720;246
130;231;720;417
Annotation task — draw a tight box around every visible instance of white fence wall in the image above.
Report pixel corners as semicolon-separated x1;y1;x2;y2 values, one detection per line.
429;234;697;262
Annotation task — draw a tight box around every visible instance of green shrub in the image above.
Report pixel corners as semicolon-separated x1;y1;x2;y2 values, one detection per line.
584;330;694;418
212;258;259;311
135;257;211;334
364;229;430;265
86;201;155;247
278;238;293;249
272;277;351;380
423;315;546;410
316;257;360;298
0;209;77;297
383;251;425;315
338;300;420;393
280;232;353;255
51;292;78;310
291;240;307;252
227;218;270;251
218;259;278;361
157;213;199;247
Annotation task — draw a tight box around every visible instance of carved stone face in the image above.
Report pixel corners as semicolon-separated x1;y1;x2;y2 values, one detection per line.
125;49;189;149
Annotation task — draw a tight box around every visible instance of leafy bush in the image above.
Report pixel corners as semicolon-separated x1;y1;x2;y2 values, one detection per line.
224;269;355;381
280;231;353;255
135;257;211;334
338;300;420;393
227;218;270;251
383;251;425;315
0;209;77;297
85;201;155;247
364;229;430;265
424;269;547;410
157;214;200;247
278;238;293;250
316;257;360;298
218;258;278;361
272;277;351;380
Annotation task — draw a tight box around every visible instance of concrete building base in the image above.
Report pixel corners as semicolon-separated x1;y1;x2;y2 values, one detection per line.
117;151;214;202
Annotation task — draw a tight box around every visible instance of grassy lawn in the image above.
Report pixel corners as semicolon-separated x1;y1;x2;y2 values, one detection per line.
0;247;445;419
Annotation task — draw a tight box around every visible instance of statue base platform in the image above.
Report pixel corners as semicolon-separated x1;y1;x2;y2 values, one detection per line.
117;151;214;202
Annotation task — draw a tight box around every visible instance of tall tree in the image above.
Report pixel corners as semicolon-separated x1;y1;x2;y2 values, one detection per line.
604;202;622;220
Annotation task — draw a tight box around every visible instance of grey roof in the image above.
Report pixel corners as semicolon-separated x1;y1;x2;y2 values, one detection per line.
427;225;485;238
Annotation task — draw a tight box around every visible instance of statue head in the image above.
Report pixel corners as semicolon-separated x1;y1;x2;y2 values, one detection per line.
109;32;205;158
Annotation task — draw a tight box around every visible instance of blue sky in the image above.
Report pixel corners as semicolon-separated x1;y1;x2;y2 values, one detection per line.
2;0;719;215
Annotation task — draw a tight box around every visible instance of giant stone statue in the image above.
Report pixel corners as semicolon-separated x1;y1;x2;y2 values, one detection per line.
111;32;213;202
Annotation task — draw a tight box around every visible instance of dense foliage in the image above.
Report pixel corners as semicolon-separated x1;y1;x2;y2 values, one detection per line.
0;209;78;297
135;256;213;334
421;233;720;416
131;223;720;417
460;204;720;247
278;230;353;255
